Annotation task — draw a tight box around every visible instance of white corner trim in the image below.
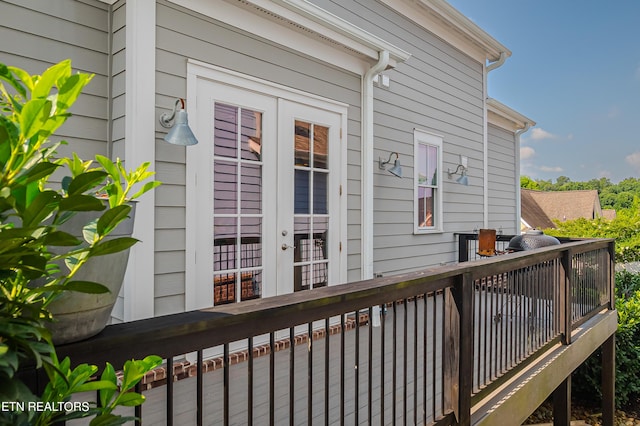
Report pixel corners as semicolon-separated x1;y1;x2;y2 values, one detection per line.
122;0;156;321
167;0;410;74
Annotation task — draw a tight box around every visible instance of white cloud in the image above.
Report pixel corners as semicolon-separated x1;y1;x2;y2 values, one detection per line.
530;128;557;141
520;146;535;160
540;165;564;173
625;152;640;170
607;106;620;119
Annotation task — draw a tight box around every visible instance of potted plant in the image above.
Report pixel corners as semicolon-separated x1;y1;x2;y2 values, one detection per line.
0;60;162;424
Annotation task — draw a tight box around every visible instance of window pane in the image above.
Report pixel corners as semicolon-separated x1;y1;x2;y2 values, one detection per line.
240;163;261;214
313;263;328;288
294;265;311;291
241;270;261;301
313;172;328;214
313;217;328;260
294;169;310;214
214;273;236;305
418;143;438;186
214;161;237;214
241;217;261;268
214;217;237;271
418;187;435;228
241;109;262;161
313;125;328;169
214;103;238;158
294;217;311;263
294;121;310;166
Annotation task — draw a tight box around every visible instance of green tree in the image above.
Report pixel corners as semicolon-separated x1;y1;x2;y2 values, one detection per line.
520;175;540;190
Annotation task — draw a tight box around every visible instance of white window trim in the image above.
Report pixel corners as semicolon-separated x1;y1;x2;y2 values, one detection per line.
413;129;444;234
185;61;348;311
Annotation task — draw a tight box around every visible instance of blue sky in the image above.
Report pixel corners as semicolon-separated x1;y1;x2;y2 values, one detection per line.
447;0;640;183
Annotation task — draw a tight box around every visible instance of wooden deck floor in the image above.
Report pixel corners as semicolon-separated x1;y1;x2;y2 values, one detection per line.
140;300;447;425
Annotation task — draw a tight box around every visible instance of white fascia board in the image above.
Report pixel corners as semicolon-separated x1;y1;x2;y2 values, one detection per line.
266;0;411;65
379;0;510;64
167;0;410;74
487;98;536;132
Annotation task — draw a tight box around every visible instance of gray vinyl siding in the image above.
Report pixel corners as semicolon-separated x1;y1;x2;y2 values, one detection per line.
0;0;110;161
488;124;518;234
310;0;485;274
154;0;362;314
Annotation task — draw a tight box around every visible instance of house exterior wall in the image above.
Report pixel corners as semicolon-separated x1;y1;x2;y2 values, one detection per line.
308;0;485;274
1;0;525;317
154;0;362;315
0;0;110;162
487;123;518;234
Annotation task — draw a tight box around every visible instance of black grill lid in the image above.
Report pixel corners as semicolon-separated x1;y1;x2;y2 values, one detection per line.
507;230;560;252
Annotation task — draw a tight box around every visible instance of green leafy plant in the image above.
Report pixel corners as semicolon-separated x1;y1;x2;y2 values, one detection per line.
0;60;161;424
573;271;640;409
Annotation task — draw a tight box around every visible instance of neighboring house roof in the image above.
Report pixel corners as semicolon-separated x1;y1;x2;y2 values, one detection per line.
521;189;603;229
602;209;617;220
521;189;556;230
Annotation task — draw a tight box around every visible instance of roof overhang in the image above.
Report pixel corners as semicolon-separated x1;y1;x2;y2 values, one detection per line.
167;0;411;74
487;98;535;132
379;0;510;64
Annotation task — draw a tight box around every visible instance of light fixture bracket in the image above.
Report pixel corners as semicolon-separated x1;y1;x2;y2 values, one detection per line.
159;98;184;128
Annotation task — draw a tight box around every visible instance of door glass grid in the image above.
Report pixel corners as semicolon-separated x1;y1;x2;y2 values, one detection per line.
213;103;263;304
293;120;329;291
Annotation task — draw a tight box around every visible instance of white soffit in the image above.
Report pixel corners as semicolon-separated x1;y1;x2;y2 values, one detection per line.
487;98;535;131
168;0;411;74
380;0;510;64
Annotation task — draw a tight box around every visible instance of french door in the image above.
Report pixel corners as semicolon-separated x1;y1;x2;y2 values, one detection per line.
187;73;344;310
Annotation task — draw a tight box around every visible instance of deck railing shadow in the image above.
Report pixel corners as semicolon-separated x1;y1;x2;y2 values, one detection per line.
51;237;615;425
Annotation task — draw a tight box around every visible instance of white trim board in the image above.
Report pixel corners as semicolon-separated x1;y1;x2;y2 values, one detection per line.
167;0;410;75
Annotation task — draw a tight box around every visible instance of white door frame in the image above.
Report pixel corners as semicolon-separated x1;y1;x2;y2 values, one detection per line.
185;60;348;311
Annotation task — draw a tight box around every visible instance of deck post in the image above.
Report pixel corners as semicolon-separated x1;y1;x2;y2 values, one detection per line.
602;334;615;426
552;376;571;426
559;249;572;345
445;272;473;426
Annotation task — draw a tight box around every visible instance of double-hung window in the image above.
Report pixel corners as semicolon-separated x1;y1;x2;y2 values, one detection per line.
414;130;443;233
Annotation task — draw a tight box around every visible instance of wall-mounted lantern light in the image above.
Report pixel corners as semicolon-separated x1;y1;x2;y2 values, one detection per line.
447;155;468;185
159;98;199;146
378;152;402;178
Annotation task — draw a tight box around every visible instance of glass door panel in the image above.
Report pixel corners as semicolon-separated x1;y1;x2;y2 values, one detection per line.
293;120;330;291
213;103;264;304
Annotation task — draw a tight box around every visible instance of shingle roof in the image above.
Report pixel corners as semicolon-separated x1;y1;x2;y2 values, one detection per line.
521;189;603;229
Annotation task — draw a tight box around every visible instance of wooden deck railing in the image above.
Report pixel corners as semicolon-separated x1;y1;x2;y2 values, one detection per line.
50;238;615;425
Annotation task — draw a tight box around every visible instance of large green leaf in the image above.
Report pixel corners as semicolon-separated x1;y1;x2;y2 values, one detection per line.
59;194;106;212
131;180;161;199
42;230;82;247
21;190;59;227
0;63;27;96
15;161;59;185
32;60;71;100
20;99;52;140
89;237;138;257
56;73;93;112
96;205;131;236
67;170;107;196
64;281;110;294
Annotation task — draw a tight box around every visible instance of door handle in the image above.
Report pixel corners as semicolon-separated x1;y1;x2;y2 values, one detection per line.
282;243;296;250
